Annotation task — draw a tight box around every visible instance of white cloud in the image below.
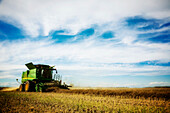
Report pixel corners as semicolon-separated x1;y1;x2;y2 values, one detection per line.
0;0;169;37
0;0;170;87
149;82;170;86
0;82;19;87
0;75;19;79
0;69;22;79
0;37;170;64
0;38;169;79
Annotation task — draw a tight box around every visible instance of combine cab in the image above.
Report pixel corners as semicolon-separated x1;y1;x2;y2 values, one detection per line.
17;62;71;92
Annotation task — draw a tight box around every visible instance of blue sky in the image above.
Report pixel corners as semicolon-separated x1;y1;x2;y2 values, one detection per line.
0;0;170;87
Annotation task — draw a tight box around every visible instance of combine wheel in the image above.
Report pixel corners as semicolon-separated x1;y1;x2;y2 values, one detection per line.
25;81;32;92
19;84;25;92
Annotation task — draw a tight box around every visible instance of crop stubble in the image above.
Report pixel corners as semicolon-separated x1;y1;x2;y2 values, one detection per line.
0;88;170;112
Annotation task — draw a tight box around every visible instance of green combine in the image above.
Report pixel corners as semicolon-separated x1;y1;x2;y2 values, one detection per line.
17;62;71;92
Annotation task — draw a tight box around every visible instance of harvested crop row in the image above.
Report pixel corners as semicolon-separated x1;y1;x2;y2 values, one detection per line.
0;91;169;113
47;87;170;100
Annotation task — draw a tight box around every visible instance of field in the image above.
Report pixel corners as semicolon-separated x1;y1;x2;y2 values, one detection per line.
0;88;170;113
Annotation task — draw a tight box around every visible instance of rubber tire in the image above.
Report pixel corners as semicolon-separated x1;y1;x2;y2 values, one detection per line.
19;84;25;92
25;81;31;92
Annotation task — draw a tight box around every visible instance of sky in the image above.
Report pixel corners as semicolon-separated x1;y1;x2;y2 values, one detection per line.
0;0;170;87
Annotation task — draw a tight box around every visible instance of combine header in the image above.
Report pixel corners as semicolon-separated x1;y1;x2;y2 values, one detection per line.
17;62;71;92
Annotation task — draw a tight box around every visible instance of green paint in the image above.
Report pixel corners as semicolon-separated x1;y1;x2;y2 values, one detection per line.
35;82;46;92
21;69;37;83
19;62;70;92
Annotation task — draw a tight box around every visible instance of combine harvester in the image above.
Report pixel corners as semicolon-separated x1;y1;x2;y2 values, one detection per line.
16;62;71;92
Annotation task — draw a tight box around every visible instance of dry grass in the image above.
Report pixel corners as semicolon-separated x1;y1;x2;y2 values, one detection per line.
47;87;170;100
0;87;18;92
0;88;170;112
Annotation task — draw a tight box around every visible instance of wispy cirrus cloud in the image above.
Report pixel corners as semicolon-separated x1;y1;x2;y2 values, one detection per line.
0;0;169;37
0;0;170;87
0;35;169;77
149;82;170;86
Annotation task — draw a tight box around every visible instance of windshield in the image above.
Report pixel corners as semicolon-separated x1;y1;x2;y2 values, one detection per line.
52;70;62;81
